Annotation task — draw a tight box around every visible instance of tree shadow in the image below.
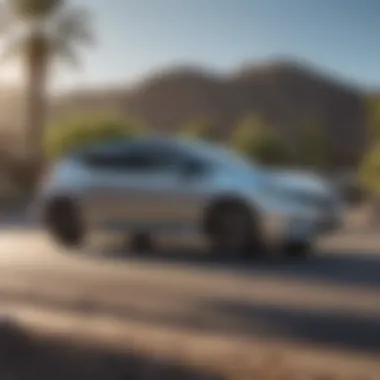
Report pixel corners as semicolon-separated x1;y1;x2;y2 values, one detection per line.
0;320;221;380
1;279;380;356
203;297;380;355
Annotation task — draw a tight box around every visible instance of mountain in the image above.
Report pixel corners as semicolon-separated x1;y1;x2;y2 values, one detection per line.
0;60;370;167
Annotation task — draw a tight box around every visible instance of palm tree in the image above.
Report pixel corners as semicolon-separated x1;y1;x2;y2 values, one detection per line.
0;0;93;167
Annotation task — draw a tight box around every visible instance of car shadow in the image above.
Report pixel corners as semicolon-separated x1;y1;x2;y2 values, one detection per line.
96;238;380;292
1;213;380;293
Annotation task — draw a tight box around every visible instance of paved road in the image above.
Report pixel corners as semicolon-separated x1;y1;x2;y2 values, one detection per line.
0;223;380;360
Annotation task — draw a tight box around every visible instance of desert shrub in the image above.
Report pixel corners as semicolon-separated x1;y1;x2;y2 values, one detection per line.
230;115;291;165
297;118;330;170
44;113;143;160
178;120;216;142
359;144;380;195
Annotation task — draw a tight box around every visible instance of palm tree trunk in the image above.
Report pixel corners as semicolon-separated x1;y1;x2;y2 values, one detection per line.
24;36;49;188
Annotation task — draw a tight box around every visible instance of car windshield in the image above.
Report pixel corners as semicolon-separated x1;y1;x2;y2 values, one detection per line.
182;139;257;172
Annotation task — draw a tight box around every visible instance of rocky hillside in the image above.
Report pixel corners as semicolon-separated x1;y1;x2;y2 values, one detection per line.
1;60;370;167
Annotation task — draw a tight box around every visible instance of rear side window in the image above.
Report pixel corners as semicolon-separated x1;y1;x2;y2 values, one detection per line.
79;141;183;172
80;151;126;169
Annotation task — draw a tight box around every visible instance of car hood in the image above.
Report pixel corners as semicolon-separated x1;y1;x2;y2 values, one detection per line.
262;169;333;196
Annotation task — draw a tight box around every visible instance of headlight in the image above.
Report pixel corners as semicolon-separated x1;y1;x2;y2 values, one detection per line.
264;185;303;204
264;184;335;211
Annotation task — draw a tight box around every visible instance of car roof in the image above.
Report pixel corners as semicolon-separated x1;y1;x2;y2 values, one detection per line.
70;136;255;170
73;136;207;155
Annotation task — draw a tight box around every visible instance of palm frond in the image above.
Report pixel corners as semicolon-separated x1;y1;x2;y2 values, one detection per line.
0;1;13;34
50;38;79;68
53;6;94;46
9;0;63;20
0;0;94;68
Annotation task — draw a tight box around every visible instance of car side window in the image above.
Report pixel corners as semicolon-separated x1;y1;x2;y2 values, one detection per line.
80;150;126;170
81;142;182;173
120;149;178;172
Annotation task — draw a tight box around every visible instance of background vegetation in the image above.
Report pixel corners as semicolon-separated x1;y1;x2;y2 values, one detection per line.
178;120;216;142
44;113;143;160
230;114;292;166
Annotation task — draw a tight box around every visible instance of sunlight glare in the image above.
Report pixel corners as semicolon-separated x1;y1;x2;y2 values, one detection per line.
0;61;22;85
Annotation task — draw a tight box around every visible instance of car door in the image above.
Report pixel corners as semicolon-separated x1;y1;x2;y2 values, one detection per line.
161;154;217;231
82;140;215;233
113;142;184;230
80;141;188;231
78;144;136;228
116;141;215;232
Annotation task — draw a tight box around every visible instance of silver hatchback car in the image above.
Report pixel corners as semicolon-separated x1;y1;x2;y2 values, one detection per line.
36;137;343;258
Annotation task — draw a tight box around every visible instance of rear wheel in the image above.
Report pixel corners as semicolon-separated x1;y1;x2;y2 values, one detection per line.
45;198;85;249
205;202;263;260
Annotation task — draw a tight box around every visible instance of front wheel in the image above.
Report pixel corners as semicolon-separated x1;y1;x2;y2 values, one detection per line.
206;202;263;260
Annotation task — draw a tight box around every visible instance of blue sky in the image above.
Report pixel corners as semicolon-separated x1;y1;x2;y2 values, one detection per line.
3;0;380;90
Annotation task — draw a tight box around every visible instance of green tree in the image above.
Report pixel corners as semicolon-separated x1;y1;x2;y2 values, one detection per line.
359;144;380;195
178;120;216;141
367;96;380;141
358;98;380;195
298;119;330;170
0;0;93;163
44;114;142;160
231;115;290;165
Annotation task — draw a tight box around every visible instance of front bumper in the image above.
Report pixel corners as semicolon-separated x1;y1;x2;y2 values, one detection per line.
315;215;342;234
261;208;342;246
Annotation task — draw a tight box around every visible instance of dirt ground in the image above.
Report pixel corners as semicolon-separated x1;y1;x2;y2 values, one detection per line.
0;204;379;380
1;319;376;380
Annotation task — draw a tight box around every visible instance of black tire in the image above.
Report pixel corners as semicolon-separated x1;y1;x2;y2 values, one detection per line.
45;198;85;249
130;232;154;255
282;240;312;260
205;201;263;260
